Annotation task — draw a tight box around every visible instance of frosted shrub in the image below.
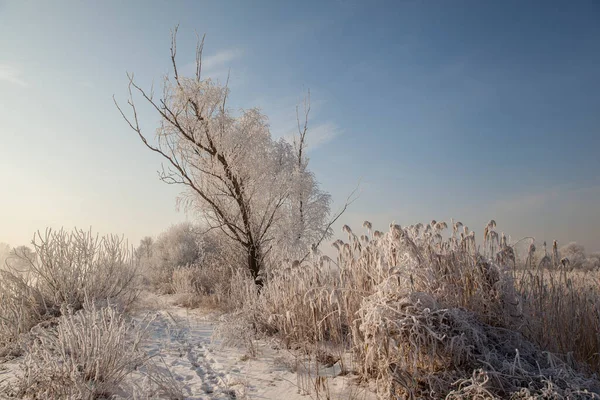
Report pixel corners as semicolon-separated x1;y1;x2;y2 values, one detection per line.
27;228;139;310
0;228;140;357
559;242;587;269
356;277;600;398
17;304;148;399
0;242;11;269
0;270;54;356
587;252;600;270
168;229;243;307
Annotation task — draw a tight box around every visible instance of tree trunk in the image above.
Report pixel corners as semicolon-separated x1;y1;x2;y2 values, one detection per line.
247;243;263;287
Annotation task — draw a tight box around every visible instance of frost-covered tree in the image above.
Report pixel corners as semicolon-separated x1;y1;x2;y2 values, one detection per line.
115;28;331;284
6;245;36;273
153;223;201;269
0;242;11;269
559;242;586;269
139;223;202;293
136;236;154;260
271;91;332;261
587;252;600;270
558;242;600;270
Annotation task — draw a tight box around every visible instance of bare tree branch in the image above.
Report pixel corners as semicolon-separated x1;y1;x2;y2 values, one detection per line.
299;183;360;264
195;31;205;82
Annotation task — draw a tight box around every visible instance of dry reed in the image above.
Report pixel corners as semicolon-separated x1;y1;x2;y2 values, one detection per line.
217;219;600;399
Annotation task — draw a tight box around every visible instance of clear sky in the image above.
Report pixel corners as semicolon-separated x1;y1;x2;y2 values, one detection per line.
1;0;599;252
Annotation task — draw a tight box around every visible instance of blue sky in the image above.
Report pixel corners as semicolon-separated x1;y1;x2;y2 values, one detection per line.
1;0;599;252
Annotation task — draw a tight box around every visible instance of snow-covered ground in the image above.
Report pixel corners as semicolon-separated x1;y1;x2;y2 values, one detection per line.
125;297;376;399
0;295;376;400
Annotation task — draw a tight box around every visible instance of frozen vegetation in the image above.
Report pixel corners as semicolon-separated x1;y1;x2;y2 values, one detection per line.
2;222;600;399
2;31;600;399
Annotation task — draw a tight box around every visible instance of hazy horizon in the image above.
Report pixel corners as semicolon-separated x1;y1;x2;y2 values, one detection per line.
1;0;599;253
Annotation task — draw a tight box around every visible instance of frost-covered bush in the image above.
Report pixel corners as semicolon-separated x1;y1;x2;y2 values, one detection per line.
357;278;600;398
136;223;246;306
27;228;139;310
0;270;54;357
555;242;600;271
16;304;147;399
2;245;35;273
0;228;139;356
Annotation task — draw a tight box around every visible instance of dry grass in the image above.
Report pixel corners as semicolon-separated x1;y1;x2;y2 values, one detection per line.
3;221;599;399
131;356;187;400
170;263;233;308
217;220;600;398
516;267;600;373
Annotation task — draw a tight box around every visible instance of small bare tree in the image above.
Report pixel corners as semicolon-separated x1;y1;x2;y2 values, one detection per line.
115;27;331;284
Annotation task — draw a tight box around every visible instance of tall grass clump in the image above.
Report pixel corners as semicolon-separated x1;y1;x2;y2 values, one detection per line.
15;303;148;399
517;261;600;373
220;219;600;398
0;228;139;356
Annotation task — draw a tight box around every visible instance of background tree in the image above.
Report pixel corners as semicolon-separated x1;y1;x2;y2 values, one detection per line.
115;28;331;285
6;245;36;273
135;236;154;261
271;91;332;262
138;222;202;293
558;241;600;270
0;242;11;270
559;242;586;269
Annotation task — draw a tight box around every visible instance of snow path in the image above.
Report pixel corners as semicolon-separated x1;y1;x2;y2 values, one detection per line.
133;308;233;399
128;300;376;400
